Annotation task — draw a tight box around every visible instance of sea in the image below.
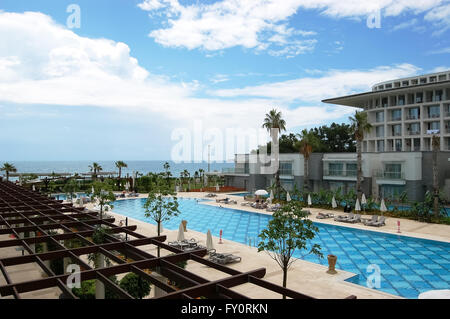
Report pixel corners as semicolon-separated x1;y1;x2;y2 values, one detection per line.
2;161;234;178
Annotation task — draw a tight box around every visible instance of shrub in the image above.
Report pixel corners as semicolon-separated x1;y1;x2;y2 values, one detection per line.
119;273;151;299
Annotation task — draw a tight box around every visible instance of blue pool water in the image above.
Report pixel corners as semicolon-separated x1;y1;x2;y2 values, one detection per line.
52;193;87;200
113;198;450;299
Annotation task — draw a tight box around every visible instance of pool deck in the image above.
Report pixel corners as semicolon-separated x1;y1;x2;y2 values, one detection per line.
3;191;448;299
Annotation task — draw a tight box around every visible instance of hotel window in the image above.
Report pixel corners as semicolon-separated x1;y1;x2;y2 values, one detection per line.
428;105;440;118
328;163;344;176
427;122;440;131
416;92;423;103
377;140;385;152
420;78;427;84
346;163;357;176
385;163;402;179
376;126;384;137
380;185;405;200
408;123;420;135
281;179;294;191
435;90;443;101
407;108;419;120
392;124;402;136
279;162;292;176
398;95;405;105
445;104;450;117
394;139;402;152
382;97;388;107
391;109;402;121
329;181;344;192
376;111;384;122
413;139;420;151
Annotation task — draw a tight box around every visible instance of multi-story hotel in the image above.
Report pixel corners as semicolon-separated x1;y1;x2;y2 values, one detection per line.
222;71;450;202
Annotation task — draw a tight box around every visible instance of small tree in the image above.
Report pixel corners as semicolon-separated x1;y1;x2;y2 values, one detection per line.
91;181;116;219
1;162;17;181
144;175;180;257
63;179;78;202
119;273;151;299
258;202;322;298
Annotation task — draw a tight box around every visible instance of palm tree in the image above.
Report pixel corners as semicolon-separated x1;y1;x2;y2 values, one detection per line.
199;168;205;186
295;129;320;193
432;135;440;218
349;111;372;201
262;108;286;199
115;161;128;188
89;162;102;180
1;163;17;182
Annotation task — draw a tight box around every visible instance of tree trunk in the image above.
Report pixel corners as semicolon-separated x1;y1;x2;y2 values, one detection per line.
356;138;362;201
282;265;288;299
432;137;439;218
303;155;308;192
6;171;9;182
157;221;161;258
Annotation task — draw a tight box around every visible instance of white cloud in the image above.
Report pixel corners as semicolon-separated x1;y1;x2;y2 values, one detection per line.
212;64;421;102
139;0;317;57
428;46;450;54
392;18;418;31
138;0;449;56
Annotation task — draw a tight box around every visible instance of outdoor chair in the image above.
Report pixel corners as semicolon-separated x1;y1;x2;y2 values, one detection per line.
334;212;353;222
369;216;386;227
316;212;334;219
209;253;242;265
345;214;361;223
363;215;378;226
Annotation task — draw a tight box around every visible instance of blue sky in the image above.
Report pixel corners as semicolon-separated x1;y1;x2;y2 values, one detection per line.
1;0;450;161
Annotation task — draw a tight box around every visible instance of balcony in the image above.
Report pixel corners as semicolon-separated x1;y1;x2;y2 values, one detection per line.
222;167;249;174
428;113;441;119
445;111;450;118
408;130;421;136
374;169;405;180
391;117;402;122
323;169;357;180
405;115;419;120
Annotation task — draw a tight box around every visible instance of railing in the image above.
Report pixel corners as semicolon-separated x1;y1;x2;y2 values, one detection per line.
391;117;402;121
279;169;293;176
405;115;419;120
428;113;441;119
408;131;420;136
374;170;405;180
323;169;357;177
445;111;450;118
222;168;249;174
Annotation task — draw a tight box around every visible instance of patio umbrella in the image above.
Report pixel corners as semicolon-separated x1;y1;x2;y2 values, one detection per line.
380;198;387;214
215;184;220;192
269;190;274;201
332;196;337;209
307;194;312;206
255;189;268;196
286;192;291;202
355;198;361;211
177;222;185;241
32;185;36;191
361;193;367;205
206;230;214;251
91;186;95;194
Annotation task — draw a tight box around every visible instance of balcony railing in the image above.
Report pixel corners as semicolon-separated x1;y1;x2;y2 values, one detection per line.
408;130;420;136
405;115;419;120
323;169;357;177
222;168;249;174
374;170;405;180
445;111;450;118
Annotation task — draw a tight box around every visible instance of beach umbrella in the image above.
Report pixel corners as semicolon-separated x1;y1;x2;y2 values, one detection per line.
177;222;185;241
332;196;337;209
91;186;95;194
286;192;291;202
307;194;312;206
206;230;214;251
269;190;274;201
355;198;361;211
255;190;268;196
380;198;387;214
361;193;367;205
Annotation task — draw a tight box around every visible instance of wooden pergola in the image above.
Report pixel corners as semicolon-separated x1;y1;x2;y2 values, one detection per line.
0;181;356;299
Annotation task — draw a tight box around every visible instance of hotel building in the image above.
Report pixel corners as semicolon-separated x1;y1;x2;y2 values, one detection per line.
222;71;450;202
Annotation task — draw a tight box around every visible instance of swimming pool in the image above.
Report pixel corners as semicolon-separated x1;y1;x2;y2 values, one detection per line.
113;197;450;299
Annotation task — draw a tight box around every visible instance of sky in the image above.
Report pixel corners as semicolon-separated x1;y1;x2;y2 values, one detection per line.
0;0;450;162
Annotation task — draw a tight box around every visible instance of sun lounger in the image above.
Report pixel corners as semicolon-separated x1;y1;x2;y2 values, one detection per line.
209;253;241;265
345;214;361;223
368;216;386;227
316;212;334;219
363;215;378;226
216;198;230;203
205;193;217;197
266;204;281;212
241;201;252;206
334;212;354;222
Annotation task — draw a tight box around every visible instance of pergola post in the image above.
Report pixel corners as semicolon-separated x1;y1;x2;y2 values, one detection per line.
95;254;105;299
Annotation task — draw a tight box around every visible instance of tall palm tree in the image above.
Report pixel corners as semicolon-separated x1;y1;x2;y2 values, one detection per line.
432;135;440;218
199;168;205;186
89;162;102;180
115;161;127;188
295;129;320;193
349;111;372;201
1;162;17;182
262;109;286;199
